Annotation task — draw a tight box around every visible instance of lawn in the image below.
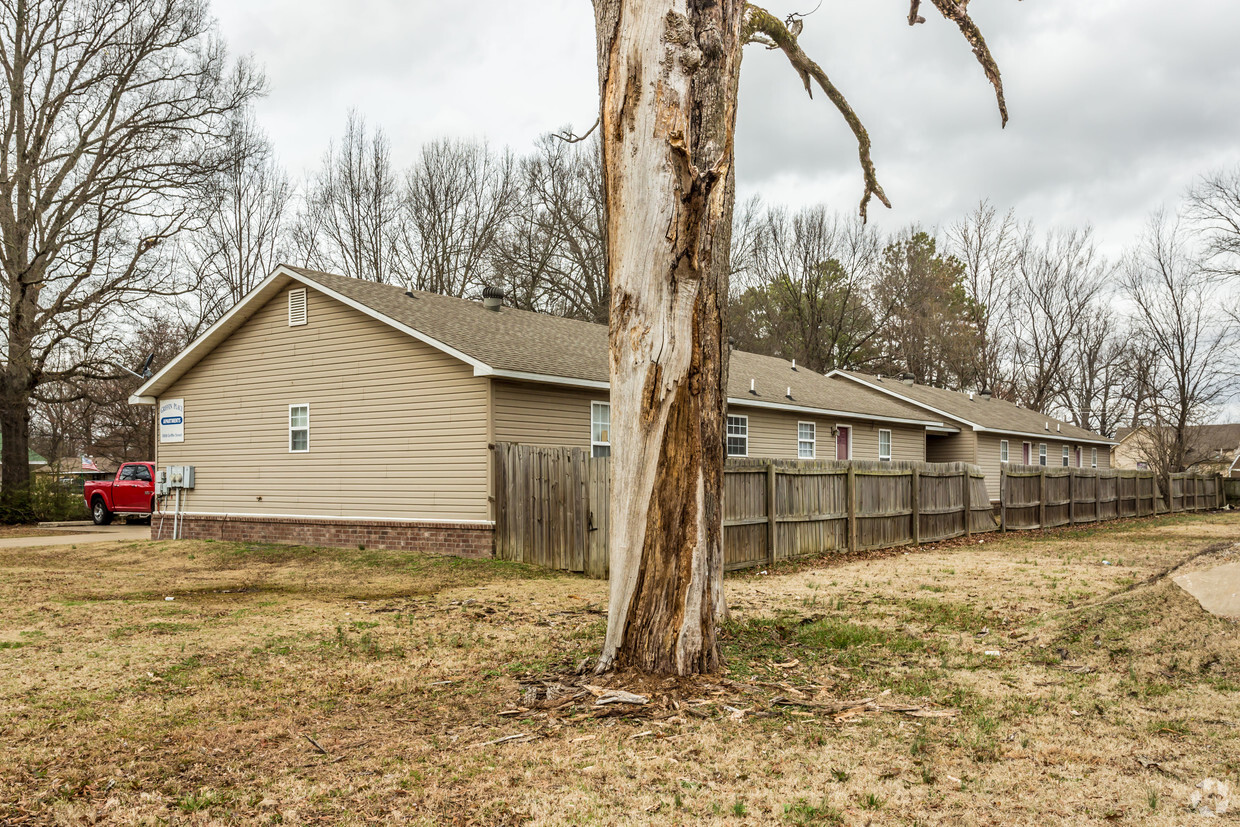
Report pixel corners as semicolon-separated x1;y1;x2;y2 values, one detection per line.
0;513;1237;825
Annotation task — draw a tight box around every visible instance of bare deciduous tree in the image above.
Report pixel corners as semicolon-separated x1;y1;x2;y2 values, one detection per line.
0;0;262;512
1058;304;1130;437
493;134;606;321
395;137;517;298
592;0;1009;675
188;108;294;329
295;112;399;284
947;201;1020;397
731;205;885;373
1186;166;1240;327
1122;213;1236;482
1009;228;1112;413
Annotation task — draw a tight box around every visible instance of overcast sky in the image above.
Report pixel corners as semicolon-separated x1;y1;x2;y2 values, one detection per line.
213;0;1240;257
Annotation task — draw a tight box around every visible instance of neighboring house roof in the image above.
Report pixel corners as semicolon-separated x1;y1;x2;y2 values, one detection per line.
39;456;122;476
1115;424;1240;468
132;265;946;429
0;436;48;466
828;370;1115;446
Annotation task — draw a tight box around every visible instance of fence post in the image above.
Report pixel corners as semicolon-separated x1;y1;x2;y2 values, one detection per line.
1038;468;1047;529
911;467;921;545
999;465;1007;533
1068;471;1076;526
847;464;857;552
766;461;777;568
963;467;972;538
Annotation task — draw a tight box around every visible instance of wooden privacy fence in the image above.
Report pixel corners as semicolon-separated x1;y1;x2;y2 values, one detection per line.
999;465;1224;530
492;443;995;579
1225;477;1240;505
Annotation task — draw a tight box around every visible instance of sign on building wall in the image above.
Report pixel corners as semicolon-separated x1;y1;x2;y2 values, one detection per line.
160;398;185;443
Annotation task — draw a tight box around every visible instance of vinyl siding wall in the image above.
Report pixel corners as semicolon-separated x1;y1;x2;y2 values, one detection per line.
491;381;926;461
926;430;976;465
158;286;491;521
978;432;1112;502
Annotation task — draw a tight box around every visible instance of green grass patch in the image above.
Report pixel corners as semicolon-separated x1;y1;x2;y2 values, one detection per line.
784;797;843;825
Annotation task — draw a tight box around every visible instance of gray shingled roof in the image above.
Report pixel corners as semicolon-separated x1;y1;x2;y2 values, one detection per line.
289;267;941;425
836;371;1112;444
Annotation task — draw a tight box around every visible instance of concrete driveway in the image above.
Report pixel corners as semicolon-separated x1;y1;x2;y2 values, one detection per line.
0;523;151;550
1175;561;1240;621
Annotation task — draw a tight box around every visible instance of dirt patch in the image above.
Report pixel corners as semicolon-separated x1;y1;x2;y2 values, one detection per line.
0;515;1237;825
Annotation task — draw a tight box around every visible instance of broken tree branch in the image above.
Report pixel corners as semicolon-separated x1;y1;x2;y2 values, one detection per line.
554;117;601;145
743;5;891;222
910;0;1010;127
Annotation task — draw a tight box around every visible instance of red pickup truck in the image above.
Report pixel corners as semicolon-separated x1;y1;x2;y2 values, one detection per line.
84;462;157;525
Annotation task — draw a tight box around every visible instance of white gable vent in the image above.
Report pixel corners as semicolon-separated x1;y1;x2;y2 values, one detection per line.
288;287;307;326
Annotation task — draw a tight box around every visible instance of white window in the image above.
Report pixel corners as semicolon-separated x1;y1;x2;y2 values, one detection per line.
1061;445;1070;467
1039;443;1047;466
590;402;611;458
797;422;815;459
1000;439;1009;464
1091;447;1098;469
289;404;309;452
288;287;307;326
878;429;892;462
726;415;748;457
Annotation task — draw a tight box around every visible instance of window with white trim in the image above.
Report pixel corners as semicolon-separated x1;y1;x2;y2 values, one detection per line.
1000;439;1009;464
1039;443;1047;466
797;422;815;459
288;288;307;326
1091;447;1098;468
590;402;611;458
289;404;309;452
1061;445;1070;467
878;429;892;462
726;415;748;457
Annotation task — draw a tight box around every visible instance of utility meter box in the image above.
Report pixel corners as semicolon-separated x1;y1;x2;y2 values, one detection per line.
167;465;196;489
155;469;169;497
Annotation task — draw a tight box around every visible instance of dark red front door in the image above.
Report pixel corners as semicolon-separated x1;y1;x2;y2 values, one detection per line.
836;426;851;460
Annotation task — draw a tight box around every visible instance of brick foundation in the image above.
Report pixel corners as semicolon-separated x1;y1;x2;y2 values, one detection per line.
151;513;494;559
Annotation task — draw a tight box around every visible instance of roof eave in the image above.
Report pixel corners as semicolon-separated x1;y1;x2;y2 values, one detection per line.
826;370;978;430
972;425;1116;447
726;396;944;428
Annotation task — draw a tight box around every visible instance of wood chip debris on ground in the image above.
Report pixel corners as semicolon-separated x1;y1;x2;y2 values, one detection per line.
504;674;955;727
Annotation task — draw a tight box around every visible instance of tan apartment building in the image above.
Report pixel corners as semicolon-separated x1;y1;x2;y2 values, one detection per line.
131;266;945;554
828;371;1116;501
1112;424;1240;476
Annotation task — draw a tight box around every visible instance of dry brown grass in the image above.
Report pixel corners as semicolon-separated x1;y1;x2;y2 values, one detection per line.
0;513;1237;826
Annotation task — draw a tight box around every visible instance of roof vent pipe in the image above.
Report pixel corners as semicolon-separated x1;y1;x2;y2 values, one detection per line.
791;359;797;371
979;388;992;401
786;386;792;399
750;378;756;395
901;372;915;386
482;284;505;311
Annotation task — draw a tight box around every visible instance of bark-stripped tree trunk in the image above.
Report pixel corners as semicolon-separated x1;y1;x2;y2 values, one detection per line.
593;1;743;675
593;0;1010;675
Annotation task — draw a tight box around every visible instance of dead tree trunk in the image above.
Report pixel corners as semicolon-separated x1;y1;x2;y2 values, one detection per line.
593;1;744;675
592;0;1010;676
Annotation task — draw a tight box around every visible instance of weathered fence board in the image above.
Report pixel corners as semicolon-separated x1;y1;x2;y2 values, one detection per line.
494;446;1224;579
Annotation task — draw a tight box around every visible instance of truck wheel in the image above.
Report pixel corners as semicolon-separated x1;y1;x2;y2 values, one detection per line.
91;497;114;526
